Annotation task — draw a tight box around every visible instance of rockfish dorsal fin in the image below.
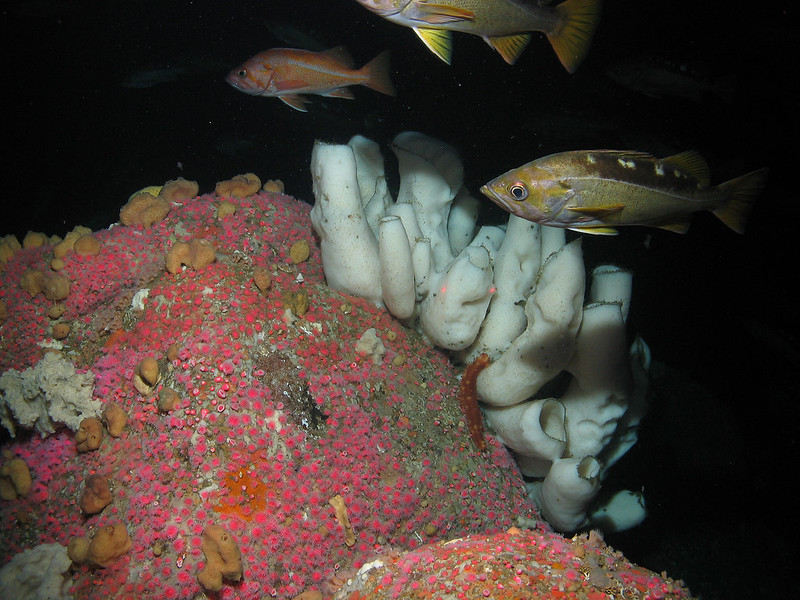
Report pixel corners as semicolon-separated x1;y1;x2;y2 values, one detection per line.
661;150;711;186
413;27;454;64
320;46;355;68
484;33;532;65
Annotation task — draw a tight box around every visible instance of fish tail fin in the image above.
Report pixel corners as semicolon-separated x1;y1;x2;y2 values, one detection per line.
360;50;396;97
547;0;601;73
712;167;769;234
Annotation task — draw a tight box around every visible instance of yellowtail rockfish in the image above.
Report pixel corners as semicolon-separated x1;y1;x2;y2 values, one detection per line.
353;0;600;72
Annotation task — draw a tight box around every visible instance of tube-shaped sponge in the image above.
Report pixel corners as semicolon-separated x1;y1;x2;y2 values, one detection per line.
310;141;383;306
533;456;600;532
379;216;415;319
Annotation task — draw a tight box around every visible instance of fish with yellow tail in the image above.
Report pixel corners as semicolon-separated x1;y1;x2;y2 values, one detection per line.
480;150;769;235
226;47;395;112
353;0;600;72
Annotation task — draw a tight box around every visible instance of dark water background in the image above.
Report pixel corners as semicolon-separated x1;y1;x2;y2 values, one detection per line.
5;1;798;598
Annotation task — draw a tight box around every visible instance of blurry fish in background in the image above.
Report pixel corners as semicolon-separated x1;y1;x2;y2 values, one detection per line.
481;149;768;235
263;19;329;51
741;317;800;369
121;56;230;89
122;66;188;89
520;106;621;143
512;100;687;157
214;134;259;158
226;47;396;112
7;0;76;18
353;0;600;72
606;54;737;104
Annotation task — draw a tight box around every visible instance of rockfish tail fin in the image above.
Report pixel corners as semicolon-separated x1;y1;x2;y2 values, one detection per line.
359;50;396;96
712;167;769;234
548;0;601;73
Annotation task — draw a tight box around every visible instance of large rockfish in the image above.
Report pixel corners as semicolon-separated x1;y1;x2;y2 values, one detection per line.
481;150;769;235
353;0;600;72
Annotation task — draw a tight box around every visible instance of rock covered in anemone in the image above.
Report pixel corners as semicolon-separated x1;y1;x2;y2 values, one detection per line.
1;180;543;599
334;527;694;600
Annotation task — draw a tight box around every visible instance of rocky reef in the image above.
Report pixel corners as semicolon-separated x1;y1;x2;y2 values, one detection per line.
0;176;696;599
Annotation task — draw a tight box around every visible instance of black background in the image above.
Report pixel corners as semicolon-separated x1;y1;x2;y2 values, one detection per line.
4;1;798;598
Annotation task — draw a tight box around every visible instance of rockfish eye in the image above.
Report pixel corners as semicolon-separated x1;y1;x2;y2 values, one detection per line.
508;181;528;201
237;69;247;77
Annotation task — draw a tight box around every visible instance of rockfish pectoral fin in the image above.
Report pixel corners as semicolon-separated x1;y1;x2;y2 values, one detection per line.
408;2;475;24
279;95;309;111
414;27;454;64
274;78;313;92
566;204;625;218
568;225;619;235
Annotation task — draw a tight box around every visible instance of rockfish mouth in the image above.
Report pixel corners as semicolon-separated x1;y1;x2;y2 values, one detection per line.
479;184;508;209
356;0;406;17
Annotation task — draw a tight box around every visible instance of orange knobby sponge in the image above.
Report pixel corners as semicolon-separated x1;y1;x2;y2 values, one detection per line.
119;192;170;228
197;524;243;591
88;523;132;567
165;238;216;275
252;267;272;295
67;536;91;563
0;234;21;264
216;200;237;219
215;173;261;198
22;231;48;248
75;417;104;452
262;179;284;193
53;226;93;259
0;456;32;500
102;402;127;437
160;177;199;203
133;357;161;395
329;494;356;547
73;233;102;256
19;269;71;301
80;475;112;514
157;387;181;412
